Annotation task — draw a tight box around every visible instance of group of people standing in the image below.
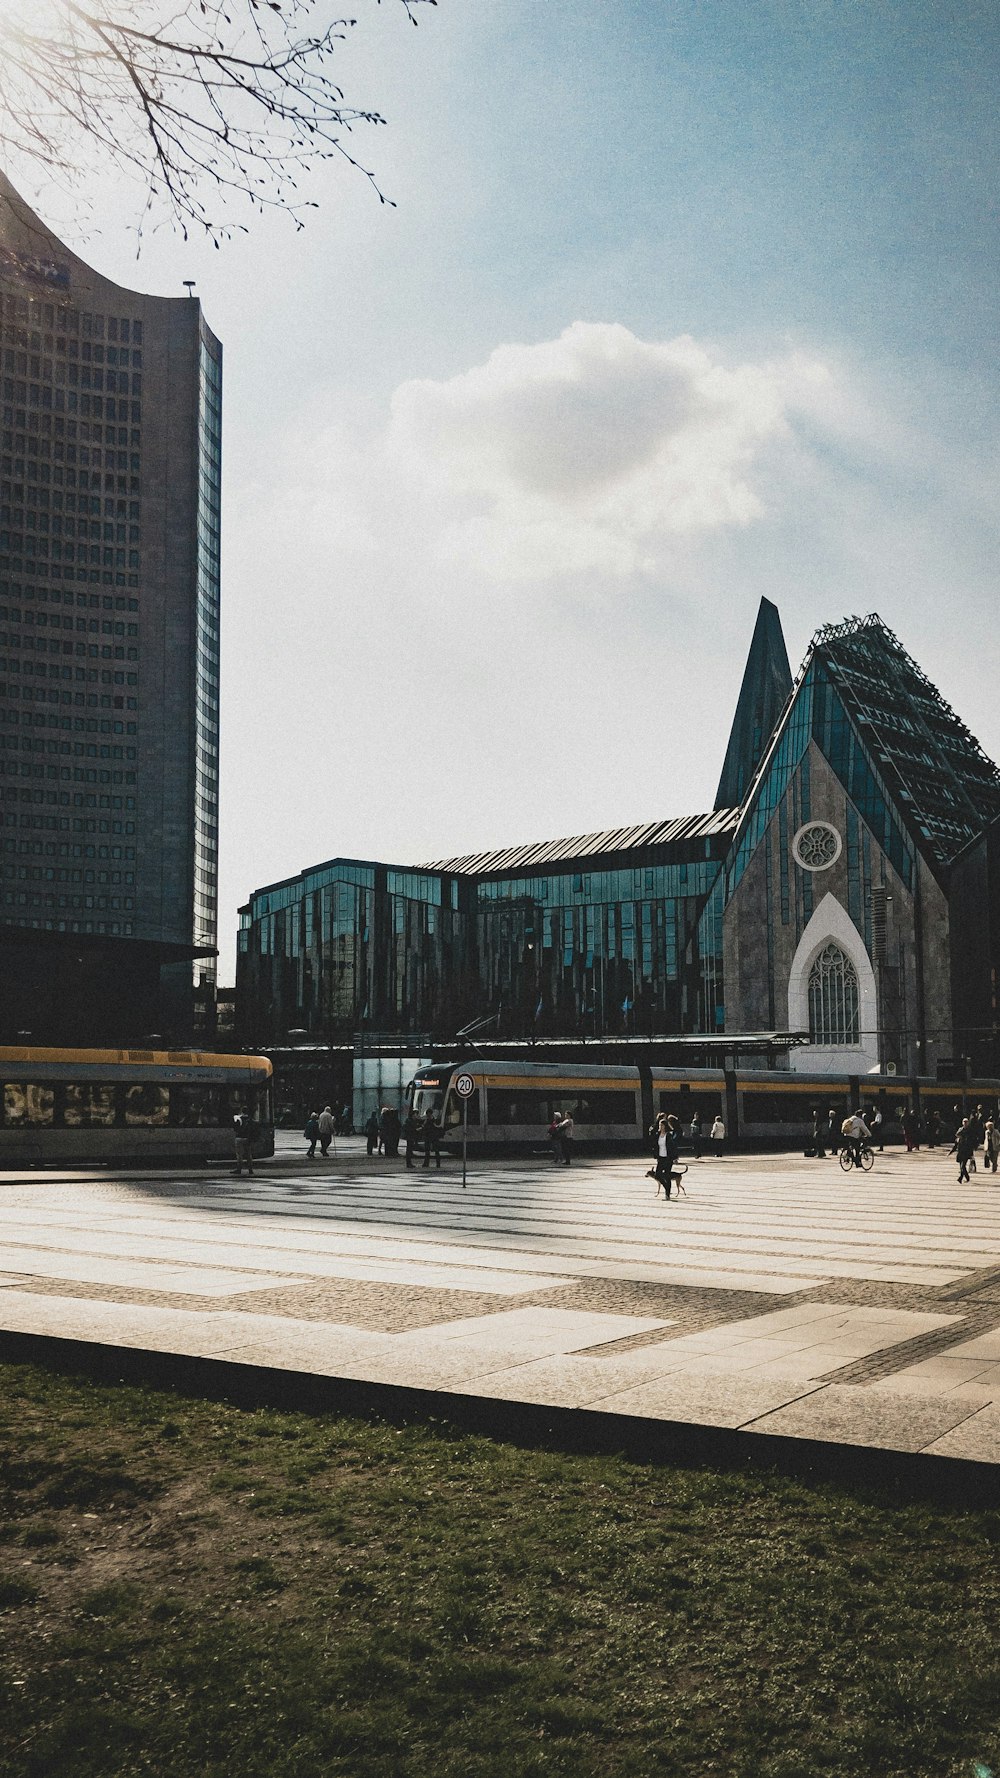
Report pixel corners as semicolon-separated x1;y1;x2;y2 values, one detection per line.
356;1104;443;1171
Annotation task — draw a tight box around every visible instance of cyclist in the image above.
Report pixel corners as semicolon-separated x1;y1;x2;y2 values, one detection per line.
840;1109;872;1169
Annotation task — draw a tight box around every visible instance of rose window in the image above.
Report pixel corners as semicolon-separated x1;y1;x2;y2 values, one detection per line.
792;822;842;872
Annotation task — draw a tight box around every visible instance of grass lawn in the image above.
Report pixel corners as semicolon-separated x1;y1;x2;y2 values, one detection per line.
0;1360;999;1777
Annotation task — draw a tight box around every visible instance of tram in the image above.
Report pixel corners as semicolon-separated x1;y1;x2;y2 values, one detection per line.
0;1046;274;1165
406;1059;997;1153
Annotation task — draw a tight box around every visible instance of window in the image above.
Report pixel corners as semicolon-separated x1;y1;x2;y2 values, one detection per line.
63;1083;116;1126
808;943;860;1045
124;1082;169;1126
2;1082;54;1126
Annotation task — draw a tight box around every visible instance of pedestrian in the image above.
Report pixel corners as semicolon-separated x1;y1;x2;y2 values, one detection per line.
826;1107;839;1156
927;1109;941;1148
871;1105;883;1152
710;1113;725;1157
648;1112;675;1198
556;1110;574;1165
956;1118;976;1184
547;1111;562;1165
810;1109;826;1159
689;1111;703;1159
317;1105;335;1157
902;1106;919;1153
381;1105;401;1158
422;1110;442;1170
303;1109;320;1159
985;1119;999;1175
340;1103;353;1136
364;1110;380;1156
231;1108;255;1178
402;1107;420;1170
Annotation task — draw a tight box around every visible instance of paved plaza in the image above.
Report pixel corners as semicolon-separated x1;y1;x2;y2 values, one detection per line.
3;1138;1000;1478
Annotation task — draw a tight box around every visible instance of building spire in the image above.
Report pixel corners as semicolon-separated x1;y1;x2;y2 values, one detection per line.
715;598;793;810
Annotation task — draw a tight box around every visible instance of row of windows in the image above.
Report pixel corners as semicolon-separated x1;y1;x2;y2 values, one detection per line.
0;593;139;613
0;888;134;911
0;299;144;344
1;1081;266;1131
2;342;142;371
2;361;142;396
485;1089;638;1126
1;415;135;451
2;814;134;833
0;787;135;808
4;837;134;856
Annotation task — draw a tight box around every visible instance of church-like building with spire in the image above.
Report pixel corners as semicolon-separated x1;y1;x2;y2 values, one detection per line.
237;602;1000;1082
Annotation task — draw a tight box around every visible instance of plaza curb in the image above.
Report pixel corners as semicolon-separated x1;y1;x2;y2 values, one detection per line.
2;1325;998;1512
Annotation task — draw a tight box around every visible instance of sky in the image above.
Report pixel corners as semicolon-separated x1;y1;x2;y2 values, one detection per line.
10;0;1000;979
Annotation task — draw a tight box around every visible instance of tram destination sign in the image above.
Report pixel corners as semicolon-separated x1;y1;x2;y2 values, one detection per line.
455;1072;476;1100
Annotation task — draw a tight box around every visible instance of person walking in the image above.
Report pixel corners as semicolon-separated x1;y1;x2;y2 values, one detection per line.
231;1108;255;1178
364;1110;380;1156
956;1118;976;1184
810;1109;826;1159
556;1110;574;1165
984;1119;999;1175
927;1108;941;1148
826;1108;840;1157
902;1106;919;1153
318;1105;335;1158
710;1114;725;1157
422;1110;442;1170
547;1112;562;1165
402;1107;421;1170
871;1105;884;1152
381;1105;401;1159
303;1109;320;1160
689;1111;703;1159
649;1113;674;1197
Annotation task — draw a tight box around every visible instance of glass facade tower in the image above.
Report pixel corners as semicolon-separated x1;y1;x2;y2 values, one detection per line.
0;173;221;1040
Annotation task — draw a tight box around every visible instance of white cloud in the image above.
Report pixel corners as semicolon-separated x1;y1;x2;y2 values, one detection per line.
386;321;833;578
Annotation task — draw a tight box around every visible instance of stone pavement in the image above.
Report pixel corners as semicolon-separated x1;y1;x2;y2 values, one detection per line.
3;1137;1000;1481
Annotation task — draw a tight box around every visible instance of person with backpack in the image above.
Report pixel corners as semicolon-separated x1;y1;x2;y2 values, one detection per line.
303;1109;320;1159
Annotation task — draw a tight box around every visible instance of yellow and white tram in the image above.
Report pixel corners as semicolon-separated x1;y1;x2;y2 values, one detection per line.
407;1059;996;1152
0;1046;274;1165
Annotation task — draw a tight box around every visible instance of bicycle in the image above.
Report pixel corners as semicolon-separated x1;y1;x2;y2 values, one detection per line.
839;1141;874;1172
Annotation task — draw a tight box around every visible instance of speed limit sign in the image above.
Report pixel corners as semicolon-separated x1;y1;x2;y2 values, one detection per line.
455;1072;475;1099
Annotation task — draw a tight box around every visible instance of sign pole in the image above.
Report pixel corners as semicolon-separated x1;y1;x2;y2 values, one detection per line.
454;1071;474;1190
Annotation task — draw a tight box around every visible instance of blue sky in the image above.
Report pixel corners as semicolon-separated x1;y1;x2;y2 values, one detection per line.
14;0;1000;977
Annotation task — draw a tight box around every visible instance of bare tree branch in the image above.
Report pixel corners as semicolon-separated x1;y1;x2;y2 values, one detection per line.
0;0;436;242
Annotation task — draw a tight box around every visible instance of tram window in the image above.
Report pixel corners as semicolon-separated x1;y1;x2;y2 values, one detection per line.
658;1092;721;1118
124;1083;170;1126
488;1091;549;1126
63;1083;117;1127
3;1083;55;1127
570;1093;635;1124
174;1085;221;1126
741;1092;819;1124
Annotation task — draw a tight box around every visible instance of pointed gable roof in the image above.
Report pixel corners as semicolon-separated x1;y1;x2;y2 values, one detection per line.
808;614;1000;870
715;598;793;809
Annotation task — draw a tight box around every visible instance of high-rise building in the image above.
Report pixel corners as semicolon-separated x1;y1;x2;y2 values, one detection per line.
0;173;220;1041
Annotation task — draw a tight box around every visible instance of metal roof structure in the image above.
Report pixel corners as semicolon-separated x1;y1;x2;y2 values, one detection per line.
812;614;1000;870
420;807;740;877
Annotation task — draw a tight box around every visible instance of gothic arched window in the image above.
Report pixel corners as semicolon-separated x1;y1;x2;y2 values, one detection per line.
808;943;860;1046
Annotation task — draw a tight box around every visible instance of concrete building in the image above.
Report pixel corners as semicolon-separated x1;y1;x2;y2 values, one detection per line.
0;174;220;1040
237;602;1000;1083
